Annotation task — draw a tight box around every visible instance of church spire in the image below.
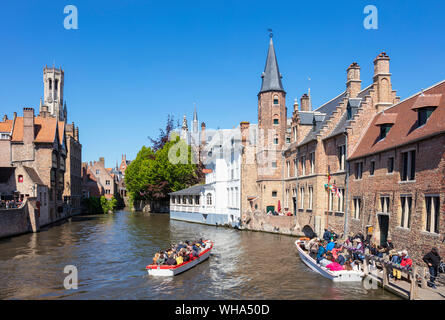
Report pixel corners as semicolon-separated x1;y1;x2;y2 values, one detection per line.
259;35;285;94
193;103;198;133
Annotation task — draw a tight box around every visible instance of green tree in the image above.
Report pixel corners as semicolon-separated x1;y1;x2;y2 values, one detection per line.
100;196;117;214
125;134;200;205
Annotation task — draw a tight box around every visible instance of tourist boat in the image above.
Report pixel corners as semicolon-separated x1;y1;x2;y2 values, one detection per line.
146;241;213;276
295;239;364;282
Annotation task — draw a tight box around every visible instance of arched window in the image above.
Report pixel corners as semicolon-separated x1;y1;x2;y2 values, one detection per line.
273;95;279;105
49;79;52;90
274;135;279;145
55;79;58;90
206;193;212;205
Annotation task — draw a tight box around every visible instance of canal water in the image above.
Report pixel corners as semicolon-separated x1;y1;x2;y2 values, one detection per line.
0;210;399;300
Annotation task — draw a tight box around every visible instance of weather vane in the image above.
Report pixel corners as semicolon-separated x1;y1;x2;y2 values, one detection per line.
268;28;273;38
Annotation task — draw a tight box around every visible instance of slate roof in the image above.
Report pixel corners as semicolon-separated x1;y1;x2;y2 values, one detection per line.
259;37;285;94
349;80;445;160
169;184;210;196
321;85;373;140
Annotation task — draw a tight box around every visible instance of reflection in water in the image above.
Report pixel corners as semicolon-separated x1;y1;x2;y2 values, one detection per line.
0;210;399;300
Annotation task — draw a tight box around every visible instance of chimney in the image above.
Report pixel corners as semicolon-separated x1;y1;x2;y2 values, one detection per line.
99;157;105;166
300;94;310;111
23;108;35;144
74;126;79;141
200;122;206;146
293;99;299;112
240;121;250;145
373;52;393;110
2;114;7;122
346;62;361;98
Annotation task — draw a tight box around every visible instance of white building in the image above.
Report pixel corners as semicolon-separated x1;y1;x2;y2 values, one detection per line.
169;127;242;227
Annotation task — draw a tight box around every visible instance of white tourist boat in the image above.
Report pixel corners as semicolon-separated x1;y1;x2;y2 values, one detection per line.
295;239;364;282
146;241;213;276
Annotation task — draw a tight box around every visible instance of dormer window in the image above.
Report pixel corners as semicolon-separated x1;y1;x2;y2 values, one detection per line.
347;106;352;120
417;107;436;127
379;124;392;140
375;113;397;141
411;93;441;128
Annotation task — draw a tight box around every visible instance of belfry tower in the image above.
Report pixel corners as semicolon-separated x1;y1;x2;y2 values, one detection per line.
42;65;66;120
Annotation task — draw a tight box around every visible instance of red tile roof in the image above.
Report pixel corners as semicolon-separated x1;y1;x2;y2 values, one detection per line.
374;113;398;125
0;119;13;132
10;116;65;144
411;94;442;110
350;80;445;160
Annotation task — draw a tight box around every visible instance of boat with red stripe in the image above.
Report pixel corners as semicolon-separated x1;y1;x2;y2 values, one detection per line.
146;240;213;276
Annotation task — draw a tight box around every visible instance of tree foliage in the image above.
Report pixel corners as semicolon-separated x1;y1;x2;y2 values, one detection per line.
100;196;118;214
125;134;201;204
148;114;175;152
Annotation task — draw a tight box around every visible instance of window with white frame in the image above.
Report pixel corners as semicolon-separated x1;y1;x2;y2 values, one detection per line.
299;187;304;209
301;156;306;176
337;188;345;212
425;195;440;234
353;198;362;219
285;188;289;208
328;190;334;211
401;150;416;181
308;186;313;210
206;193;212;205
380;196;390;213
310;152;315;174
286;161;290;178
338;145;346;171
400;195;412;228
235;187;239;208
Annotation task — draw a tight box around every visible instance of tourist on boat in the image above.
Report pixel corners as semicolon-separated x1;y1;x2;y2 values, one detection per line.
175;253;184;265
153;253;160;264
306;238;319;257
157;251;166;265
323;228;332;242
423;247;442;289
166;254;177;266
331;244;343;260
316;242;327;263
336;253;346;266
353;231;365;243
326;260;344;271
326;239;335;252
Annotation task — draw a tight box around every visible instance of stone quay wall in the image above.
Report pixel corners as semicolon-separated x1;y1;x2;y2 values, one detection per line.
0;199;39;239
241;210;303;236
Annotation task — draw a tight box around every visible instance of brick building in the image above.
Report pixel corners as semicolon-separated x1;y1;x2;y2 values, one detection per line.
63;122;82;213
240;36;443;258
0;65;82;224
347;81;445;262
0;107;68;223
82;157;117;199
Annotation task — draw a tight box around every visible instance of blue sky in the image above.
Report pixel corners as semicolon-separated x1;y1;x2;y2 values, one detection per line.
1;0;444;167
